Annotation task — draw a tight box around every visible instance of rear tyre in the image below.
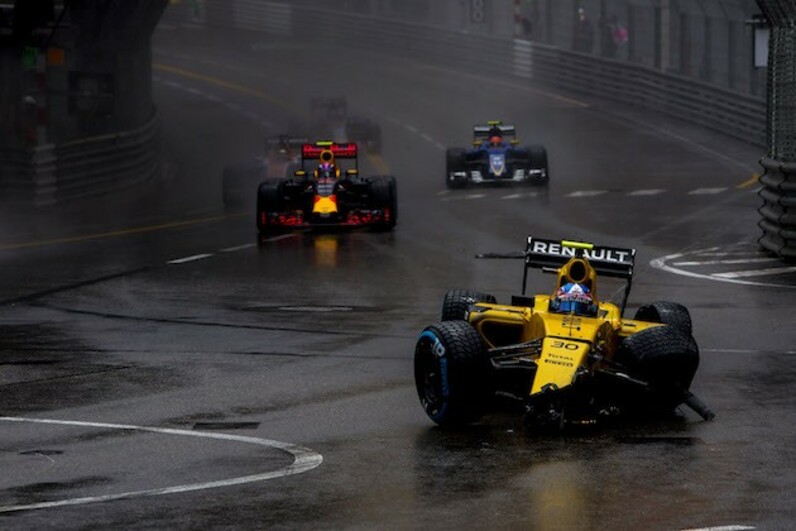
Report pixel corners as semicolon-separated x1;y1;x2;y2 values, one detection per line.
634;301;692;336
445;148;467;189
441;289;497;321
617;325;699;411
414;321;490;426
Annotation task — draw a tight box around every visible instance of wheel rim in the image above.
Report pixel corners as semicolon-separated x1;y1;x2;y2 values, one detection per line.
415;335;445;416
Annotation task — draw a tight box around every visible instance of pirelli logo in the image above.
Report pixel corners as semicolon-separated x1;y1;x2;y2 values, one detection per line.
529;240;633;264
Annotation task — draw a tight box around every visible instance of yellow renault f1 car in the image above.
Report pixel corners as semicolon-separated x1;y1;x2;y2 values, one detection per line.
414;237;714;428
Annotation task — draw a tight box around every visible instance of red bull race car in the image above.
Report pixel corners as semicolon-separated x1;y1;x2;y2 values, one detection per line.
256;141;397;233
446;121;548;188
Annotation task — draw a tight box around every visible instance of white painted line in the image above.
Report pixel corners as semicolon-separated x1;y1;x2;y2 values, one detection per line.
185;87;203;96
501;193;523;200
167;253;214;265
688;187;728;195
672;258;780;266
567;190;607;198
712;266;796;279
434;142;446;151
681;526;755;531
420;133;434;143
650;253;796;289
436;190;451;196
627;189;665;196
262;234;298;243
220;243;257;253
404;124;418;133
0;416;322;513
464;193;486;200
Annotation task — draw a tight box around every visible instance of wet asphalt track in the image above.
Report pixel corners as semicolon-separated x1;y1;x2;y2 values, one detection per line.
0;27;795;529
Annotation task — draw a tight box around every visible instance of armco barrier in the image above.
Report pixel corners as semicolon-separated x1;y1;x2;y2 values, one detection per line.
0;113;161;207
758;157;796;259
54;113;161;203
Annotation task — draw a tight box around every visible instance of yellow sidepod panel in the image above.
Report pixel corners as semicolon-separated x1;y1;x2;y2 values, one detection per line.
531;337;590;394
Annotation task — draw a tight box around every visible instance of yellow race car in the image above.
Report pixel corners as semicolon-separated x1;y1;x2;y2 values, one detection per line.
414;237;714;428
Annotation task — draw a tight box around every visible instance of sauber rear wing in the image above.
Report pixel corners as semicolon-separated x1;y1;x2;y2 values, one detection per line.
473;122;516;138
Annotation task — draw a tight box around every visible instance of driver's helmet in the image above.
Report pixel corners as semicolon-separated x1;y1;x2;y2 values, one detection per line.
316;162;338;180
551;282;595;315
488;135;503;147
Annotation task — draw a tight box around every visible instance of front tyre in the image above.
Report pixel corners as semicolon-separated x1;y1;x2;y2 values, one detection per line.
256;180;282;235
414;321;490;426
369;175;397;231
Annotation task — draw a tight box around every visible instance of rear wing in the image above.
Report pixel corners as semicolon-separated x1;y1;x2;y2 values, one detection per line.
302;141;357;160
301;141;358;170
477;237;637;316
474;121;516;139
525;237;635;280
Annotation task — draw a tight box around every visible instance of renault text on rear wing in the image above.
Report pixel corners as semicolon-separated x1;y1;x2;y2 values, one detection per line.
525;237;635;279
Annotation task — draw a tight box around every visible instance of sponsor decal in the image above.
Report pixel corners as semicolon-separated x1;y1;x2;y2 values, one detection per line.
530;240;632;264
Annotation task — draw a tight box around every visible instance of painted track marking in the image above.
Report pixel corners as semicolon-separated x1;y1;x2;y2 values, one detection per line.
0;416;322;513
651;246;796;289
167;253;214;264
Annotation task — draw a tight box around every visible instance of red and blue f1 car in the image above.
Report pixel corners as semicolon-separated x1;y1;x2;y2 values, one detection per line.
446;121;549;188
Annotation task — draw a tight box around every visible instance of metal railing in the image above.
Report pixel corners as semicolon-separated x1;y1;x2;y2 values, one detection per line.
0;113;161;207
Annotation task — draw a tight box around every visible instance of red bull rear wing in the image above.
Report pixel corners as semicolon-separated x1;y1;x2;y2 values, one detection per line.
301;141;358;161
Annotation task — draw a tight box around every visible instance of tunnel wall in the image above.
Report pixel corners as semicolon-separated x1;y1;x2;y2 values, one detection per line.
0;1;167;206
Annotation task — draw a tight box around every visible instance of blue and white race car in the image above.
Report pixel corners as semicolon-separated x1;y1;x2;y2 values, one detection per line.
445;121;548;188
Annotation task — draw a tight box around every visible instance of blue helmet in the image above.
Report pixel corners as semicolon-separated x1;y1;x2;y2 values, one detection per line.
552;282;595;315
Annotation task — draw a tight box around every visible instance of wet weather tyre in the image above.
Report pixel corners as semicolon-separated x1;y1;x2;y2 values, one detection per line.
414;321;490;426
256;180;282;234
617;325;699;410
527;145;549;184
369;176;397;231
446;148;467;189
441;289;497;321
635;301;692;336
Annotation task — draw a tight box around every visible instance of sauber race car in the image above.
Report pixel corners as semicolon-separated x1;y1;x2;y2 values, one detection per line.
446;121;548;188
222;135;307;208
414;237;714;429
310;97;382;153
256;141;397;233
